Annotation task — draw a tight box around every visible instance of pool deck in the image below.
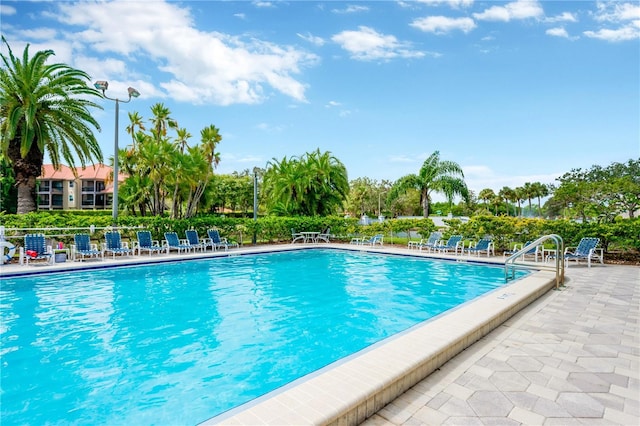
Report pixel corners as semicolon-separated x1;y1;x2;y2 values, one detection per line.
1;243;638;425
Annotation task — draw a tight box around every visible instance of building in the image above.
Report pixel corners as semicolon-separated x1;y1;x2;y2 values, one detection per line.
37;164;124;211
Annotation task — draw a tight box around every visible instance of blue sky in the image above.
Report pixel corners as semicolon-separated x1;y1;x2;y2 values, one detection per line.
1;0;638;199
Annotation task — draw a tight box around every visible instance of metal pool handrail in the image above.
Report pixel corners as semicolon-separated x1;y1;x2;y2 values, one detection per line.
505;234;564;289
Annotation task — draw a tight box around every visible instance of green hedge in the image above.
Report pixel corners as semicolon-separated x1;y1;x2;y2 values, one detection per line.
1;212;637;254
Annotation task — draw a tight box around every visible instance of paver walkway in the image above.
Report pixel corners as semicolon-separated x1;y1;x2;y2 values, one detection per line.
364;265;639;426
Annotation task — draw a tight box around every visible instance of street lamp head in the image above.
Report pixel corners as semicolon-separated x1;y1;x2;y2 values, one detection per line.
128;87;140;98
94;80;109;91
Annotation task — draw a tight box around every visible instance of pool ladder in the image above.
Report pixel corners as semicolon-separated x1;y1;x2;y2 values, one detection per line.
504;234;565;290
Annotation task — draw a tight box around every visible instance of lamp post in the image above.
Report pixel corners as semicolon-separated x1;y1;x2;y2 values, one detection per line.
93;81;140;223
252;167;259;245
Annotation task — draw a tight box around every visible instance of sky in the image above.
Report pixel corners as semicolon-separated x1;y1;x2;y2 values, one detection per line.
1;0;639;200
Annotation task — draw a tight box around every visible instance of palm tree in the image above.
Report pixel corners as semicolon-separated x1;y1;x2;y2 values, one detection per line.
478;188;496;207
185;124;222;218
388;151;468;218
522;182;535;216
125;111;146;146
149;103;178;140
499;186;517;216
0;38;103;213
531;182;549;217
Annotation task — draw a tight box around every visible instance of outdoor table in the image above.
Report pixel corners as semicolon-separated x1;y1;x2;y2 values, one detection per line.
300;232;320;243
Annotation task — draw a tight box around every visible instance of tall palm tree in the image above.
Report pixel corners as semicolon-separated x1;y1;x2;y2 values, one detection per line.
149;103;177;140
478;188;496;207
125;111;146;147
0;38;103;213
522;182;535;216
531;181;549;217
388;151;468;218
499;186;517;216
185;124;222;217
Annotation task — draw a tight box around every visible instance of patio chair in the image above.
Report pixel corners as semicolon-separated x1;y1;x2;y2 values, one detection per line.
436;235;464;255
20;233;53;265
207;229;239;251
418;231;443;252
548;237;603;268
163;232;193;254
134;231;166;256
72;233;103;261
316;227;331;243
352;234;383;246
291;228;304;244
103;231;132;258
503;241;541;262
465;238;495;257
185;230;211;252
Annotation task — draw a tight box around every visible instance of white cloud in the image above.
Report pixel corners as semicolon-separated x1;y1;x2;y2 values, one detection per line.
546;27;570;38
545;12;578;23
0;4;16;15
44;1;317;105
326;101;342;108
473;0;544;22
584;1;640;42
332;5;369;14
416;0;474;8
584;26;640;42
297;32;325;46
332;26;426;61
411;16;476;34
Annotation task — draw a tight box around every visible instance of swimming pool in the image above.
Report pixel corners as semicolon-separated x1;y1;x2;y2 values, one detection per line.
0;248;526;424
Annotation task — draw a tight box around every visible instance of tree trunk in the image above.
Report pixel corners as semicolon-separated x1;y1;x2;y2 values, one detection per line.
8;137;44;214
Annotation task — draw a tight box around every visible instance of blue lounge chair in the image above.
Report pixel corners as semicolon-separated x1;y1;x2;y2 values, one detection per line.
549;237;602;268
72;233;103;261
134;231;166;256
185;230;211;252
436;235;464;255
503;241;541;262
207;229;238;251
351;234;383;246
20;233;53;265
418;232;443;252
103;231;132;258
164;232;193;254
466;238;494;257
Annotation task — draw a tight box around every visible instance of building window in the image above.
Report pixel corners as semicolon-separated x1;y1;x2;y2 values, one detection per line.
82;181;94;192
69;181;74;188
82;194;94;207
52;181;63;191
69;195;74;202
52;194;63;207
96;181;106;192
39;181;50;192
38;194;50;206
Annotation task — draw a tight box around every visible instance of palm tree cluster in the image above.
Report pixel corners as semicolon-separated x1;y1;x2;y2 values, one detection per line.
119;104;222;218
0;38;103;213
263;149;349;216
479;182;549;217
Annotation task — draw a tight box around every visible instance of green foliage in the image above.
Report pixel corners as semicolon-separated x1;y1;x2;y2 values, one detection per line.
1;212;637;257
263;149;349;216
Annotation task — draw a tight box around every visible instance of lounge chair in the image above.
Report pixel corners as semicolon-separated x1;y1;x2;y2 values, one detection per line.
103;231;132;258
291;228;305;244
418;232;443;252
20;233;53;265
185;230;211;252
207;229;239;251
503;241;541;262
351;234;383;246
548;237;603;268
465;238;495;257
316;227;331;243
436;235;464;255
134;231;166;256
163;232;193;254
72;233;103;261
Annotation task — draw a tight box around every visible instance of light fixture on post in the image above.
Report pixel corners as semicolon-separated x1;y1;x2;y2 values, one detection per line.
94;80;140;223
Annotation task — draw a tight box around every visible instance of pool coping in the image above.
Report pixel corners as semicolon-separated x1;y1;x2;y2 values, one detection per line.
0;243;556;426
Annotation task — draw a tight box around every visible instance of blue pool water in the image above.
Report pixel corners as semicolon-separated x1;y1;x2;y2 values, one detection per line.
0;249;526;424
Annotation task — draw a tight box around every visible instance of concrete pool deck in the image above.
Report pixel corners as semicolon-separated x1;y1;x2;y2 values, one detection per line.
1;244;637;425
